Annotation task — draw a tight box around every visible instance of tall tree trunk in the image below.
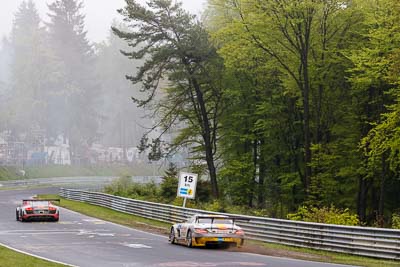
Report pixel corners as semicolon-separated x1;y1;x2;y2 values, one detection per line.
191;78;219;198
357;175;369;222
206;145;219;198
258;138;266;208
248;139;258;208
316;4;328;144
378;176;385;225
378;155;387;220
302;54;312;193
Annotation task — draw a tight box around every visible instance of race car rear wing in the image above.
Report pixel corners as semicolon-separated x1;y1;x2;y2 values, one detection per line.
196;215;250;221
195;215;250;230
23;199;60;202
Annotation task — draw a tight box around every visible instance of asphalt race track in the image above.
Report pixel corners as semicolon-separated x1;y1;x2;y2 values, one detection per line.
0;188;356;267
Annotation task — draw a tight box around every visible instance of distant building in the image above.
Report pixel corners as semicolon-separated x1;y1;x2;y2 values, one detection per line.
0;132;154;166
45;145;71;165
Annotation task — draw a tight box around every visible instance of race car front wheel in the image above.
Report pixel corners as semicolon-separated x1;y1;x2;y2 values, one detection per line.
16;210;19;221
169;228;176;244
186;230;193;248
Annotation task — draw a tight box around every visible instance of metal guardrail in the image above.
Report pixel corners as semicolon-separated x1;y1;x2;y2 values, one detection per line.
0;176;117;188
0;176;162;190
59;188;400;260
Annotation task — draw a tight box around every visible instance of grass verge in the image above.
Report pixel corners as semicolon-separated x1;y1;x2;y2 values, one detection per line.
38;194;399;267
0;244;66;267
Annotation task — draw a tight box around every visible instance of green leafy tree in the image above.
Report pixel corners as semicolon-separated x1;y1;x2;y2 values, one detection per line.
206;0;362;214
208;0;360;198
354;0;400;224
113;0;225;198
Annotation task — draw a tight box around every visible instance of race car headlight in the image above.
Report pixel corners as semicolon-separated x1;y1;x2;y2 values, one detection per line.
235;229;244;235
194;228;209;234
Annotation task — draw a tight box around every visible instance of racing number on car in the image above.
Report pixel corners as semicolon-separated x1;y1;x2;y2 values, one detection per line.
177;172;198;199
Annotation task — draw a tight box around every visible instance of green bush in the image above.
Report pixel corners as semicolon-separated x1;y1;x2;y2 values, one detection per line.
104;176;159;200
287;205;360;226
159;163;178;201
104;175;133;197
160;176;178;200
251;209;270;217
128;182;159;200
195;180;212;202
201;199;227;212
392;213;400;229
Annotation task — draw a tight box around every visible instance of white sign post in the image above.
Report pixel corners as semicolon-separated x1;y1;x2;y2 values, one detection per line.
177;172;198;207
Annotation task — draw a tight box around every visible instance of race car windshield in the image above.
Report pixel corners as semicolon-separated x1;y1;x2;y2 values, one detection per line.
214;219;233;224
31;201;50;207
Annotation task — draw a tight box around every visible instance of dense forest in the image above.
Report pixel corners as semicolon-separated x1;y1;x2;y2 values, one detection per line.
0;0;399;227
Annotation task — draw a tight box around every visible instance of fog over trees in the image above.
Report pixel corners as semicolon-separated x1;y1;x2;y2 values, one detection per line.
96;24;148;159
0;0;150;164
0;0;400;227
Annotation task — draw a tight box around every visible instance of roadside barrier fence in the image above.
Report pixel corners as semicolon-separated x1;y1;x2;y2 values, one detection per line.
59;188;400;260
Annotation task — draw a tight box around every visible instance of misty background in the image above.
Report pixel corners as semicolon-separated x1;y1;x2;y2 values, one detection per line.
0;0;205;168
0;0;206;43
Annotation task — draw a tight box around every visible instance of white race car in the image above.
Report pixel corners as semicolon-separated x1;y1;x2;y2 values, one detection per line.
169;214;246;247
16;199;60;222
